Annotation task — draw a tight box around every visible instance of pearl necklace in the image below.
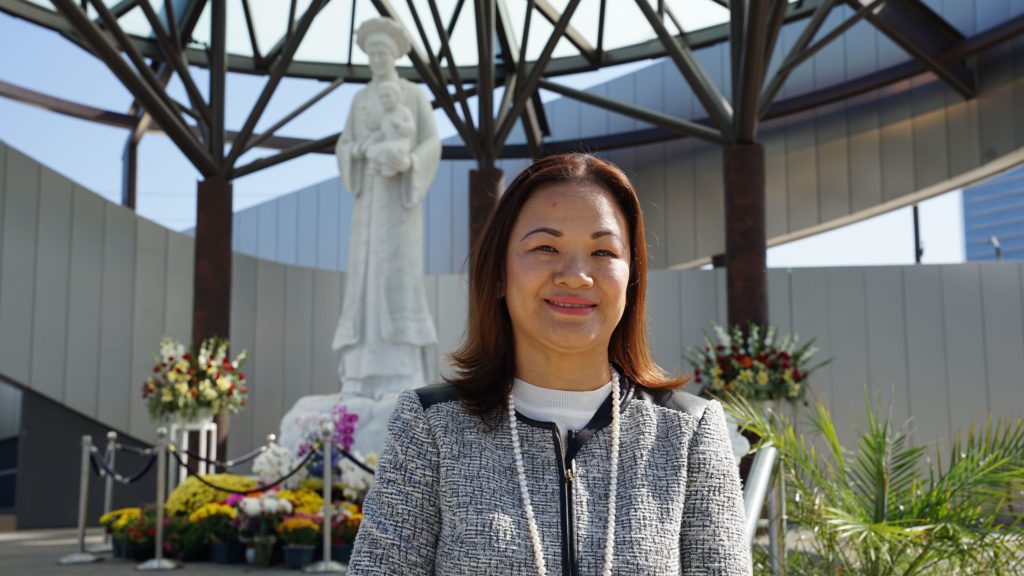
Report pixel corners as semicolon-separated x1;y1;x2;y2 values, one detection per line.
508;368;621;576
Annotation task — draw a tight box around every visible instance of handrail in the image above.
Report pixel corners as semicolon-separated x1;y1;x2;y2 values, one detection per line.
742;443;779;545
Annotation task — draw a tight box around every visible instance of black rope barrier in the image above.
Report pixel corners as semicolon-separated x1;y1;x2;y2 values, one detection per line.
168;449;317;495
89;450;157;484
114;441;157;456
339;448;376;475
171;443;267;469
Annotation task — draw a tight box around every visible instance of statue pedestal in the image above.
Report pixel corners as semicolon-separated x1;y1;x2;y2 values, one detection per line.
278;382;421;458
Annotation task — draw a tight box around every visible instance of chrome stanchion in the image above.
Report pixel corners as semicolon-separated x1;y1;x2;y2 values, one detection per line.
767;455;786;576
305;423;344;574
58;435;102;565
88;431;117;554
137;427;180;571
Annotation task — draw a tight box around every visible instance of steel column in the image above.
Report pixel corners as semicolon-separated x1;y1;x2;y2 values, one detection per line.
723;142;767;329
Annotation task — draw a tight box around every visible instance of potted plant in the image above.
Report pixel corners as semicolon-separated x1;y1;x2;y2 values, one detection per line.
684;322;829;480
189;502;243;564
238;492;293;566
278;516;320;569
163;515;207;561
729;390;1024;575
116;509;156;562
330;502;364;563
99;507;140;559
142;336;248;425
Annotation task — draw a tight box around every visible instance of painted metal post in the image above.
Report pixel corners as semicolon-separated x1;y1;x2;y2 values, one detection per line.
137;427;180;570
305;423;344;573
58;435;102;564
88;431;118;554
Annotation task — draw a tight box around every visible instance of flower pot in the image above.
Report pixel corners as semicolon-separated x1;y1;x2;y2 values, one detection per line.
250;534;277;567
210;540;245;564
331;542;354;564
283;545;316;569
123;541;155;562
112;539;124;559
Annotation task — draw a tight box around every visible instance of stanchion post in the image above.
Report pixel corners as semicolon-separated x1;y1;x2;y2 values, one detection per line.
58;435;102;564
88;431;117;554
305;423;344;573
137;427;180;571
767;454;786;576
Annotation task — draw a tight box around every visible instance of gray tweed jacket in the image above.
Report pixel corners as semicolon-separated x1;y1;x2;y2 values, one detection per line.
347;373;752;576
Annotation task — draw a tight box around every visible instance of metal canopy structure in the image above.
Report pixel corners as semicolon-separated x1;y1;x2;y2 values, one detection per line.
3;0;1017;454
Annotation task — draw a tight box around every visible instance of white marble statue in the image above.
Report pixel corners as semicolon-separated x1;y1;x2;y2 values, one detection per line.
332;16;441;399
278;17;441;457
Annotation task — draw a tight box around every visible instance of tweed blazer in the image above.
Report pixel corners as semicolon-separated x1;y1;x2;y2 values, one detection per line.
347;373;752;576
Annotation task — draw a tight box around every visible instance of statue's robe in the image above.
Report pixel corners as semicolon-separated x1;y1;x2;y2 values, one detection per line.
332;78;441;387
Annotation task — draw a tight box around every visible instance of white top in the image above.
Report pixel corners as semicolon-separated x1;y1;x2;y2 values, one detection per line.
511;373;614;455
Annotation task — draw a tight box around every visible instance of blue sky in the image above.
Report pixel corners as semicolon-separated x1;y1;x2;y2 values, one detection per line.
0;10;965;267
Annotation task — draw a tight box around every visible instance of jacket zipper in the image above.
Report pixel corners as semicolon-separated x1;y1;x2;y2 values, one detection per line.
550;427;578;576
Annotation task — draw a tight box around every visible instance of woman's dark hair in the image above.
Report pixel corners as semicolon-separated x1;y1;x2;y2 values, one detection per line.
446;153;687;428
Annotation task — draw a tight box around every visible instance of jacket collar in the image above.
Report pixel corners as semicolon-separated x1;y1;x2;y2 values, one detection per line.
513;363;635;459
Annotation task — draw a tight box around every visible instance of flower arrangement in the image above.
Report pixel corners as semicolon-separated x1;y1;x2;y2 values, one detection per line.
163;515;207;560
142;336;248;422
277;516;320;547
100;507;141;534
252;443;306;489
295;405;360;478
277;488;324;515
338;451;378;502
187;502;239;544
237;492;293;537
116;509;156;546
684;322;828;402
331;502;363;545
164;473;257;516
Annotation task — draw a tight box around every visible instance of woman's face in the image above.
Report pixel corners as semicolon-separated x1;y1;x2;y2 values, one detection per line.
504;182;631;360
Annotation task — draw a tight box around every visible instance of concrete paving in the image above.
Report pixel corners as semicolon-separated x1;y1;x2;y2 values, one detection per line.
0;529;348;575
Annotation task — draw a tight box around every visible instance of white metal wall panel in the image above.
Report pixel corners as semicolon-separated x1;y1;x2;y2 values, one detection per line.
253;260;286;447
4;145;1024;457
863;266;912;428
164;231;193;343
665;138;697;265
63;185;105;419
129;219;167;443
980;263;1024;417
97;204;136;431
880;81;916;203
903;265;951;451
0;146;38;385
826;268;869;447
283;266;315;411
316;180;340;270
228;254;257;459
277;192;299;265
312;269;342;395
911;76;951;191
31;167;73;401
647;269;683;375
297;185;318;268
847;95;884;213
763;123;790;239
940;265;991;433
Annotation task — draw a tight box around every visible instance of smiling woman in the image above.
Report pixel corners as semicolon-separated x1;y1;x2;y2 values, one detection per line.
346;154;752;576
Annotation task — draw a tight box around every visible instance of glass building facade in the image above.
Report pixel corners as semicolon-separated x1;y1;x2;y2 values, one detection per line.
962;167;1024;261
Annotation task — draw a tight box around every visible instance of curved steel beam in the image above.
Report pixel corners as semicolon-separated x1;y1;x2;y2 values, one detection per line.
0;0;823;83
6;10;1021;163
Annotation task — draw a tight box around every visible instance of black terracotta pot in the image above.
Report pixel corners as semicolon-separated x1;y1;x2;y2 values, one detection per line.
210;540;245;564
283;545;316;569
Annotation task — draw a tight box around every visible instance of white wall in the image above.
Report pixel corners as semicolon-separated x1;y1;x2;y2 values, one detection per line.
2;140;1022;458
